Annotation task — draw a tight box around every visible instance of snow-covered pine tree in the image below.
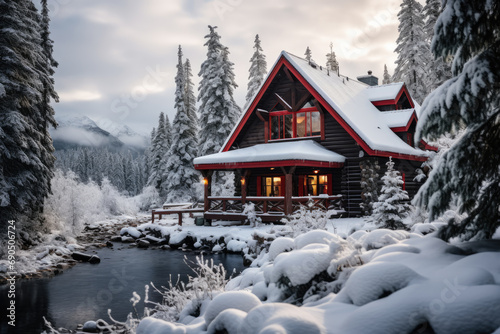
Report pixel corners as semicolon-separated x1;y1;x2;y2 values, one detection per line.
147;112;171;190
371;157;412;230
304;46;312;63
198;25;240;158
422;0;452;92
0;0;57;229
393;0;431;104
184;58;198;128
360;159;380;216
198;26;240;196
244;34;267;109
382;64;392;85
163;46;199;203
325;42;339;74
414;0;500;240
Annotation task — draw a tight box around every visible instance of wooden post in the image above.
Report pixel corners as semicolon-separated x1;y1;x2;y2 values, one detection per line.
240;169;250;206
285;173;293;215
202;170;213;213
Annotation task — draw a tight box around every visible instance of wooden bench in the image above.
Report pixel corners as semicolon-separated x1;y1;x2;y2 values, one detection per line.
151;208;205;225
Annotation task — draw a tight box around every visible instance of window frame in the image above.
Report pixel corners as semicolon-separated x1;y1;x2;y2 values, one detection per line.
269;107;322;141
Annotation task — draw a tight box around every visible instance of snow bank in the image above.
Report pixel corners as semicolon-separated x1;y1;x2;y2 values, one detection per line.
268;237;294;261
204;291;261;326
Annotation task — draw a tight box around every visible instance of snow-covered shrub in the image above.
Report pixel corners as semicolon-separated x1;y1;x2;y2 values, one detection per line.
146;255;229;322
43;170;138;237
204;291;261;327
134;185;161;211
281;197;331;237
370;157;412;230
243;202;262;227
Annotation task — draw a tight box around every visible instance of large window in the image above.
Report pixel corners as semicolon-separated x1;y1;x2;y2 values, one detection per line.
263;177;283;197
303;174;328;196
270;107;321;140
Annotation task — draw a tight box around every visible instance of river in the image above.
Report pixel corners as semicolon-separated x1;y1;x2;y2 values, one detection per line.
0;244;245;333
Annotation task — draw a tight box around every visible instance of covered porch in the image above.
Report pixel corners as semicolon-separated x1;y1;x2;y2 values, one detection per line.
194;140;346;222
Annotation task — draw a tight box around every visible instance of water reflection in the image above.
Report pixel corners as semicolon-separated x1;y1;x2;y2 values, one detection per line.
0;246;245;332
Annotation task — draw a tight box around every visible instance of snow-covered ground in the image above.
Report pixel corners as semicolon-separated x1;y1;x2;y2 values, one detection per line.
131;218;500;334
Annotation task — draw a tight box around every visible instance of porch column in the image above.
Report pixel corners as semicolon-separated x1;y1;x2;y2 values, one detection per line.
240;169;250;205
282;166;296;216
202;170;213;212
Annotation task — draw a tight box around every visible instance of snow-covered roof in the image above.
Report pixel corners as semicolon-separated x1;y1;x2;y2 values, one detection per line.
379;109;415;128
194;140;345;165
365;82;404;101
280;52;426;157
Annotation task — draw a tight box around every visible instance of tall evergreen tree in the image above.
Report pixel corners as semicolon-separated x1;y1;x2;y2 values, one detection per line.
164;46;199;203
147;112;170;190
0;0;58;229
422;0;452;92
198;25;240;157
382;64;392;85
393;0;431;104
415;0;500;240
304;46;312;63
325;42;339;74
184;58;198;128
245;34;267;109
371;158;412;229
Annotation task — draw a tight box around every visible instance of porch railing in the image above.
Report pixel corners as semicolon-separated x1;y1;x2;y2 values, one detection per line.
206;195;343;216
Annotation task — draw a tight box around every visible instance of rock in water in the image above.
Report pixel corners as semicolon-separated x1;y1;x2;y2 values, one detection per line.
71;252;101;264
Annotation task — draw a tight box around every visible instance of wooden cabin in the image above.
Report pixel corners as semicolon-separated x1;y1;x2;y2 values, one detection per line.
194;51;435;222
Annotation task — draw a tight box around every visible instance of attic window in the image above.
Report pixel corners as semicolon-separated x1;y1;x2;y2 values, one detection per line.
270;107;321;140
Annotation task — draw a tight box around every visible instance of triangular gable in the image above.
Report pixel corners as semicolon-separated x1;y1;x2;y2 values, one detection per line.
223;51;428;161
367;83;415;109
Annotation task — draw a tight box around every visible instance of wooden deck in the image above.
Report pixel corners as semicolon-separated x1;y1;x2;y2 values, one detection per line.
152;207;204;225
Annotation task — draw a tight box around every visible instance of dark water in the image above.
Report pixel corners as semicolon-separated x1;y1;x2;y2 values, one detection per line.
0;245;245;334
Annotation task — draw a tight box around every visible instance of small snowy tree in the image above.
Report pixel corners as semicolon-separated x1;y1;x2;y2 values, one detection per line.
371;157;412;230
414;0;500;240
325;42;339;74
163;46;199;203
393;0;431;104
360;159;380;216
245;34;267;109
304;46;312;63
382;64;392;85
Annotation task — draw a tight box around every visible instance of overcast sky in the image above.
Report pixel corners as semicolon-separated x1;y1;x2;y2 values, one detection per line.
48;0;403;135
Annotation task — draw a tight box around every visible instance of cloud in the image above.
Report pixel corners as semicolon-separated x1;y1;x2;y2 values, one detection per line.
49;0;401;134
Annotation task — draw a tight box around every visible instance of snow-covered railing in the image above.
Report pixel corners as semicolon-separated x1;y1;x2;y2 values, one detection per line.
206;195;343;216
291;195;343;214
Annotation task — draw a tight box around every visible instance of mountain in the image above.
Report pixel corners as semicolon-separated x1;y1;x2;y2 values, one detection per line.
96;119;149;149
51;115;125;151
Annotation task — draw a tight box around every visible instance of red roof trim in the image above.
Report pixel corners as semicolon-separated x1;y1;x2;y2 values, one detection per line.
223;54;426;161
370;84;415;109
223;57;288;152
420;140;439;152
372;99;396;106
390;112;418;133
195;160;344;170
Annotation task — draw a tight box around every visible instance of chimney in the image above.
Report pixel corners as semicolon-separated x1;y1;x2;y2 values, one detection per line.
357;70;378;86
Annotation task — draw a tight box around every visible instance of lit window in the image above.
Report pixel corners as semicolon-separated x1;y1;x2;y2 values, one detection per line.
303;175;328;196
264;177;282;196
270;108;321;140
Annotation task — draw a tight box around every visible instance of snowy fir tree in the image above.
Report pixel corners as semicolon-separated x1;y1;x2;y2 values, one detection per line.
147;112;171;190
304;46;312;63
371;157;412;230
382;64;392;85
422;0;452;92
184;58;198;128
414;0;500;240
360;159;380;216
393;0;431;104
325;42;339;74
244;34;267;109
0;0;58;233
163;46;199;203
198;25;240;158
